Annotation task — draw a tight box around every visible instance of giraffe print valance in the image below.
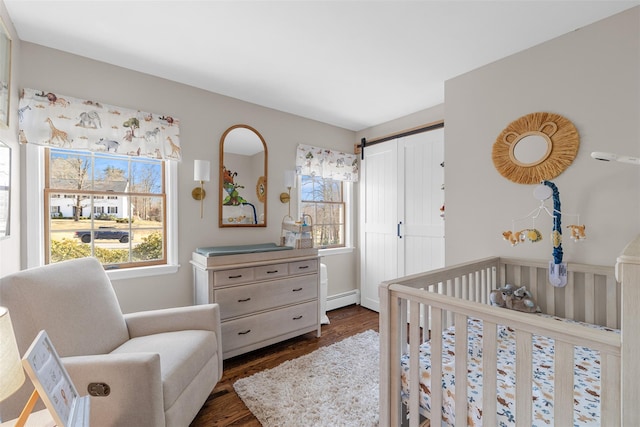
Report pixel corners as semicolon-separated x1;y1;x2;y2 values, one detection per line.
295;144;359;182
18;88;181;161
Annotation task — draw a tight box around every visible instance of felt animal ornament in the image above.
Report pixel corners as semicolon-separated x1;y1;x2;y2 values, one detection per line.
567;224;586;241
502;231;523;246
502;229;543;246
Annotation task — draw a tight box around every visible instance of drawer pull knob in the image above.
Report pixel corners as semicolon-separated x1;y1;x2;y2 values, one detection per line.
238;329;251;335
238;297;251;302
298;265;309;270
292;315;303;320
228;274;243;279
292;287;303;292
266;270;279;274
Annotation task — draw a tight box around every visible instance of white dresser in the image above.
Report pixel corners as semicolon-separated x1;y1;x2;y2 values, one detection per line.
191;246;321;359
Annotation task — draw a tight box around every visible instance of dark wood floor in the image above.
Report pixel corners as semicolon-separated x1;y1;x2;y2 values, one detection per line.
190;304;379;426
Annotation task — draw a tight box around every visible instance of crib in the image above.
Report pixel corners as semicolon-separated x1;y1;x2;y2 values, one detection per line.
379;235;640;426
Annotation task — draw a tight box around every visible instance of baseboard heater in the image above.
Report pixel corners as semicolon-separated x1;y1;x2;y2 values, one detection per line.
326;289;360;311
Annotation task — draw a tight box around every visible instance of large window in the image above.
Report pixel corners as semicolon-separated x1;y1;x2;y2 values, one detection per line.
44;148;167;269
300;175;345;249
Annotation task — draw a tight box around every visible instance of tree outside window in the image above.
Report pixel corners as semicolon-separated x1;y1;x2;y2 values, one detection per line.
300;175;345;248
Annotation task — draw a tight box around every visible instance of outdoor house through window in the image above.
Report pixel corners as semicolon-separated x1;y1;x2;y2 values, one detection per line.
45;148;166;269
300;175;345;249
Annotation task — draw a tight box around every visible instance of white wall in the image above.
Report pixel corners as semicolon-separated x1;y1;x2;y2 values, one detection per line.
16;42;356;313
445;7;639;267
0;1;20;278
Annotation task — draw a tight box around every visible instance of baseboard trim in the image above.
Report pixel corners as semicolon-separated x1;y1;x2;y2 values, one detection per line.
326;289;360;311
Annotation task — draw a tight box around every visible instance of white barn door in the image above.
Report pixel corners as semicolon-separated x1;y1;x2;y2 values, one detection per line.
360;140;399;311
360;127;444;312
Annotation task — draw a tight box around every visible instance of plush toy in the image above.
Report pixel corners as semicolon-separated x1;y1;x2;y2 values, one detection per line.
489;284;515;307
567;224;586;241
490;284;540;313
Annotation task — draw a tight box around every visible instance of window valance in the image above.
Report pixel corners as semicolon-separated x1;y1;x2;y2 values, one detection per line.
295;144;359;182
18;88;181;161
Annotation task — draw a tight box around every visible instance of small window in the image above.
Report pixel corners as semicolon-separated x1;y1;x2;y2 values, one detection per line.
300;175;345;248
45;148;167;269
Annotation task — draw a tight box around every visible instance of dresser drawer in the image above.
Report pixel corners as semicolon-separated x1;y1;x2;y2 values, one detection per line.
214;275;318;320
289;259;318;275
222;301;318;354
254;262;289;281
213;267;255;286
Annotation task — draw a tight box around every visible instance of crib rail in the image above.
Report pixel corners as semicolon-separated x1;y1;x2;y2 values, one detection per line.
378;256;621;427
394;286;620;426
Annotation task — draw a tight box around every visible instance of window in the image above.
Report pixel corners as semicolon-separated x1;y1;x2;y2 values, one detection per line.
44;148;167;270
300;175;346;249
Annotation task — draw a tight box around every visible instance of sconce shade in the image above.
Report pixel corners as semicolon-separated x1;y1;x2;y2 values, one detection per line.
0;307;25;401
284;170;297;189
194;160;211;182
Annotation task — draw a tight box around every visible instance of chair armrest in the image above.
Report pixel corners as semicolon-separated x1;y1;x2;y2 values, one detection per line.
63;353;164;427
124;303;221;338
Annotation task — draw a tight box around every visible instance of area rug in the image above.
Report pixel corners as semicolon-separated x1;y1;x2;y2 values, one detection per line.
233;330;380;427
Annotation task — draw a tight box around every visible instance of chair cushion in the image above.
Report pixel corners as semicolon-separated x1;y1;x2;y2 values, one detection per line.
111;330;219;409
0;257;129;357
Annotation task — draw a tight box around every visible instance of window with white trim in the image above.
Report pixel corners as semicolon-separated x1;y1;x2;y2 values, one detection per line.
300;175;346;249
44;148;168;270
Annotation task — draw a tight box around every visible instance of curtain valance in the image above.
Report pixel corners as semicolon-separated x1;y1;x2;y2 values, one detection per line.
18;88;181;161
295;144;359;182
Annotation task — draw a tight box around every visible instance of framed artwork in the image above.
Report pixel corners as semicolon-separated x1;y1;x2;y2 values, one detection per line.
0;140;9;239
22;330;90;426
0;17;10;128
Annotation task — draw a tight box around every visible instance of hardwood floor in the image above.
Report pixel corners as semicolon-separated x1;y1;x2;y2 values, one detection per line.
190;304;379;426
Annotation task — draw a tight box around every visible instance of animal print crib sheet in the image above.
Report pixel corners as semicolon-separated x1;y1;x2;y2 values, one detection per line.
400;315;619;426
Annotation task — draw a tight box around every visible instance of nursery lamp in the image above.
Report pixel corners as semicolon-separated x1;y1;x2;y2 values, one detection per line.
0;307;24;402
192;160;211;218
0;307;25;402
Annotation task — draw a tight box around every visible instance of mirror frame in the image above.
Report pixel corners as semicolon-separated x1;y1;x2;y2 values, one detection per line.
219;124;268;228
492;112;579;184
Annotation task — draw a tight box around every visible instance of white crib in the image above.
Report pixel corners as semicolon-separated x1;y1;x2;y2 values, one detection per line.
379;235;639;426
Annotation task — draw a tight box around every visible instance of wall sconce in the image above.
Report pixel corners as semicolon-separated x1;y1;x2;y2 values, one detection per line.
192;160;210;218
280;170;296;216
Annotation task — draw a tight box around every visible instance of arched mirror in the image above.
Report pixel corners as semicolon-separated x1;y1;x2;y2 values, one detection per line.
219;124;267;227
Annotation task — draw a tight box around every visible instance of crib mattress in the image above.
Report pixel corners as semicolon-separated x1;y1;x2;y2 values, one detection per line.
400;315;619;426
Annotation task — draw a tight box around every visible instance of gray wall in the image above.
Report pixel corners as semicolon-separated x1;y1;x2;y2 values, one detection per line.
16;42;357;313
357;7;639;271
444;7;639;267
3;5;639;314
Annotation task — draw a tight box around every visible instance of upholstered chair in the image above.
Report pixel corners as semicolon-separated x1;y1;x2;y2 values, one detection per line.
0;257;222;427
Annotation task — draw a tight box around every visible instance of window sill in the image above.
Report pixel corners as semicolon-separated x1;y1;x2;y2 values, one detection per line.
319;246;354;256
106;264;180;281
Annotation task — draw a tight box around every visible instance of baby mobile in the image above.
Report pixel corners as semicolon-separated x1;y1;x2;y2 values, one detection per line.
492;111;583;287
502;180;585;286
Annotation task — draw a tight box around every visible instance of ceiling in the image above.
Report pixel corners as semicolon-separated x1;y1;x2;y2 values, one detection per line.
4;1;639;131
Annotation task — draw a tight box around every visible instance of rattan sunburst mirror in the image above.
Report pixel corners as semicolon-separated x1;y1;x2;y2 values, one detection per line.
492;112;579;184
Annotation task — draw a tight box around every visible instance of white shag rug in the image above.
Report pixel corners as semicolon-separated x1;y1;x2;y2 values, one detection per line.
233;330;380;427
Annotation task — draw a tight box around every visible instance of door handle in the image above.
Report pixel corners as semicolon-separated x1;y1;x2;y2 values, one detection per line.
397;221;403;238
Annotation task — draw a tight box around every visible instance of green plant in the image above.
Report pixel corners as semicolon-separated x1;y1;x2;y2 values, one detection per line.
132;232;163;260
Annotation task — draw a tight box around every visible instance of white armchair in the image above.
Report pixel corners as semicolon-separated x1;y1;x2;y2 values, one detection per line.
0;257;222;427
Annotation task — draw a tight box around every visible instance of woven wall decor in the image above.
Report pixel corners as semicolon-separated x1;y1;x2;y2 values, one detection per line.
492;112;579;184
